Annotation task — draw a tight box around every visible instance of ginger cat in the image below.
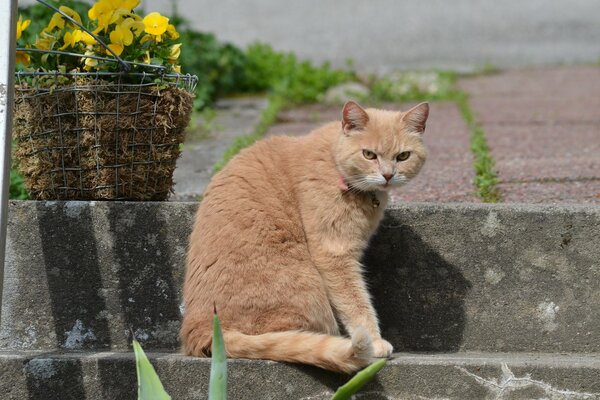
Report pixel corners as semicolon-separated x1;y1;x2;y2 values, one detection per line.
181;101;429;373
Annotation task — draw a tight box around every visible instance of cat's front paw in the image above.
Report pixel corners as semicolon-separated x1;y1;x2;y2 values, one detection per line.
372;338;393;358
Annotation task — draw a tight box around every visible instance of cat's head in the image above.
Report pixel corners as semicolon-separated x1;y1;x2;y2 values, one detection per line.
334;100;429;192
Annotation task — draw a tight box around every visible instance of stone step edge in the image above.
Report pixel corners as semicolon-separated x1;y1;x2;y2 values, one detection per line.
4;351;600;399
3;350;600;367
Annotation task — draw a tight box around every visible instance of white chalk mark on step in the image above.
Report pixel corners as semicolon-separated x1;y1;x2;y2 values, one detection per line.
457;363;599;399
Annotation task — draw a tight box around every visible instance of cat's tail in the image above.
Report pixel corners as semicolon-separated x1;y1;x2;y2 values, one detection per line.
222;328;373;373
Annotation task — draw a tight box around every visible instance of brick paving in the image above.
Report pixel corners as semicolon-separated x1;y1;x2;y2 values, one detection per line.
459;66;600;203
266;102;478;202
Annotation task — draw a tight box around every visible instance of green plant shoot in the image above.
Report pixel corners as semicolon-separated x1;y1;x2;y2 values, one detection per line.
330;359;386;400
209;310;228;400
133;339;171;400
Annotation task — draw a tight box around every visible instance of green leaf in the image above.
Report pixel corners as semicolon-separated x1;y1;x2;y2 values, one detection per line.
330;359;386;400
133;339;171;400
209;311;228;400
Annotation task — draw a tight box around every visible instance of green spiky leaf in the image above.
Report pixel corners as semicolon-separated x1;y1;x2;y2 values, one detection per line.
209;311;228;400
330;359;386;400
133;339;171;400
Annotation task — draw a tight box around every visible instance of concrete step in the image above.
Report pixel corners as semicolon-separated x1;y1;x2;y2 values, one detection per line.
2;350;600;399
2;201;599;354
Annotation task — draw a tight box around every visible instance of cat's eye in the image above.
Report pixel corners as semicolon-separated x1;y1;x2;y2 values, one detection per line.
362;149;377;160
396;151;411;162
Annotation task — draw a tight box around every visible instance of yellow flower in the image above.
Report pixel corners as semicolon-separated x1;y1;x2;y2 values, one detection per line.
143;12;169;36
119;0;141;11
166;24;179;40
88;0;116;32
80;32;97;46
16;15;31;40
16;51;30;66
44;6;82;32
83;50;98;71
34;33;53;50
172;64;181;74
59;29;97;50
123;17;145;37
108;22;134;56
60;30;80;50
140;34;152;45
89;0;141;32
167;43;181;63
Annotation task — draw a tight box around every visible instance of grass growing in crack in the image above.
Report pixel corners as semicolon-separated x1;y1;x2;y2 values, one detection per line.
456;93;502;202
212;96;285;172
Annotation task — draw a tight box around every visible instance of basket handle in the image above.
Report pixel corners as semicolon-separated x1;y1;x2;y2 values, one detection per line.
34;0;131;72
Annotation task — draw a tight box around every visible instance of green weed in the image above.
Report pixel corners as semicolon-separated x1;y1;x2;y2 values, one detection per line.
456;94;501;202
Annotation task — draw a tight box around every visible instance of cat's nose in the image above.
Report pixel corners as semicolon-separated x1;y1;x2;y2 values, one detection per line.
382;173;393;182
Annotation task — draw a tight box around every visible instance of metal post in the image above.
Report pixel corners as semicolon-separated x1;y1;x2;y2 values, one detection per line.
0;0;18;324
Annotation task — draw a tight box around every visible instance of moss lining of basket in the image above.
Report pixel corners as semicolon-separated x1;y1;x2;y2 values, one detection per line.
13;77;193;200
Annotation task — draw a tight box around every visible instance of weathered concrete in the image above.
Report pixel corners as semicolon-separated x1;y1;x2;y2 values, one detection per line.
2;350;600;399
2;201;600;354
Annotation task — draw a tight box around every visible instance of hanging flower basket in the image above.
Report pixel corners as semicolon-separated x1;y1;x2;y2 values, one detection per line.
13;0;197;200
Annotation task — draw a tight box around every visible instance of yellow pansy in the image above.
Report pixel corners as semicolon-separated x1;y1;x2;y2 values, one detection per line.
143;12;169;37
59;29;97;50
88;0;116;32
83;50;98;71
110;9;143;26
34;33;53;50
108;22;134;56
119;0;141;11
16;15;31;40
166;24;179;40
167;43;181;63
172;65;181;74
123;17;145;37
140;34;153;45
89;0;141;32
60;30;81;50
16;51;30;66
44;6;82;32
80;32;97;46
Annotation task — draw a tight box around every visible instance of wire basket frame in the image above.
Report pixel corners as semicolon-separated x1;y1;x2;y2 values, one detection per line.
14;72;195;200
13;0;198;200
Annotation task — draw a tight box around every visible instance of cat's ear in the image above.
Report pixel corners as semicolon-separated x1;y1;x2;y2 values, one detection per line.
342;101;369;135
401;102;429;134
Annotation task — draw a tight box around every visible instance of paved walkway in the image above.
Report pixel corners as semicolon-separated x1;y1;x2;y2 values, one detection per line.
459;66;600;203
174;66;600;204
